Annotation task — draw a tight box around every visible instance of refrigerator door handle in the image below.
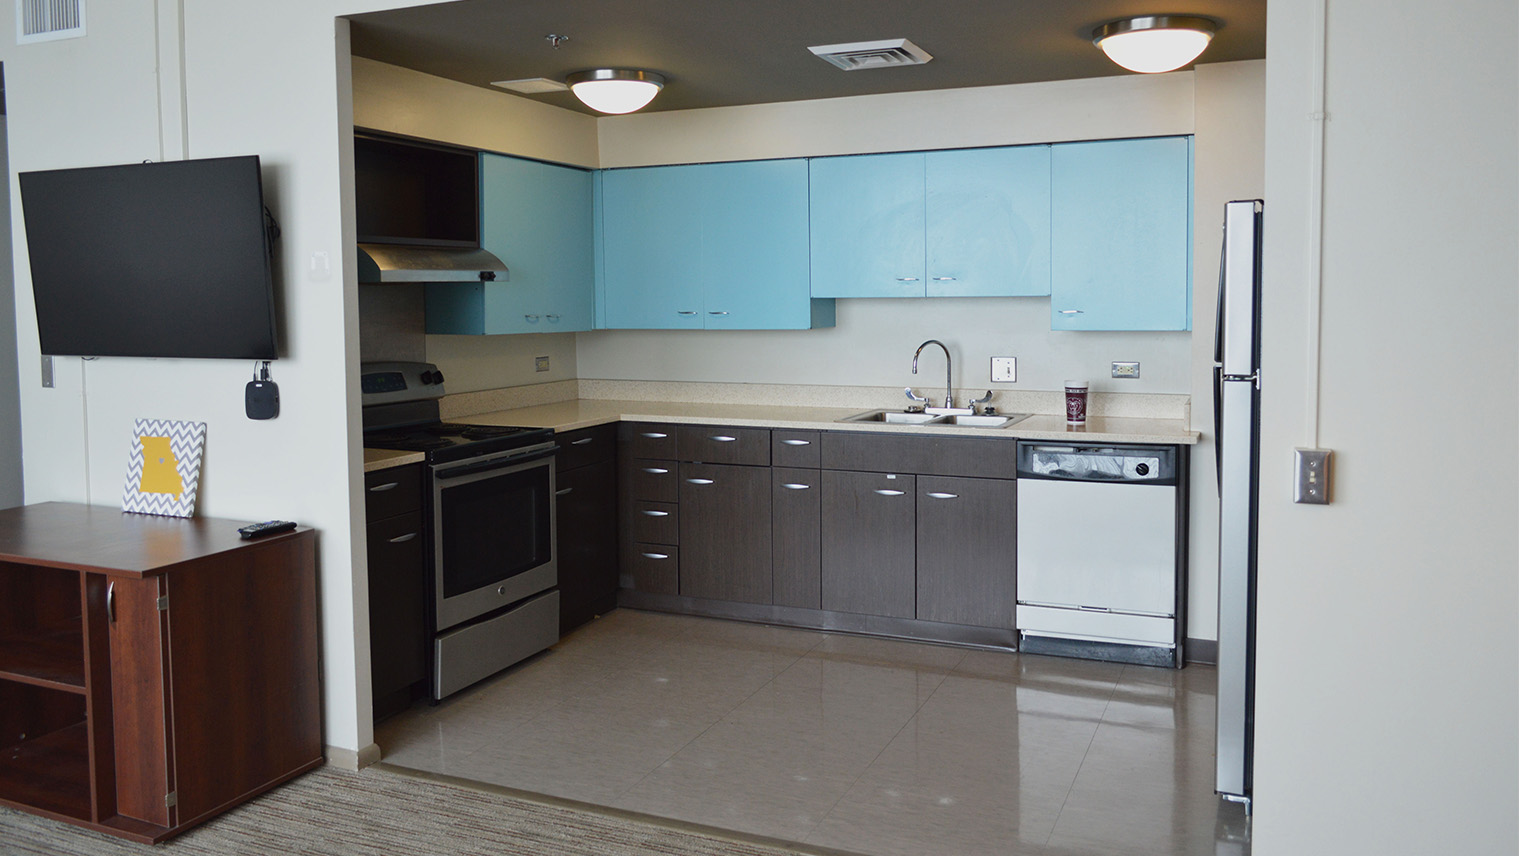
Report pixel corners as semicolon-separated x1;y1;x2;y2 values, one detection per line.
1214;221;1228;366
1214;364;1225;495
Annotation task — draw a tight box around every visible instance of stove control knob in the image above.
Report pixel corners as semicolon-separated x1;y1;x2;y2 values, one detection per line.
497;585;507;596
1134;463;1150;476
418;370;435;385
430;370;446;385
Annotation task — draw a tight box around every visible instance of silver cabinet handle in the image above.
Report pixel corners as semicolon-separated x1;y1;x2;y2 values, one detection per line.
782;483;811;490
546;314;561;321
106;581;115;623
642;467;669;474
640;432;668;439
709;435;737;442
931;276;958;282
571;437;594;445
642;552;670;560
555;488;574;497
874;489;906;496
677;310;699;316
641;509;669;517
368;482;399;492
388;532;419;543
781;439;811;446
1059;309;1084;315
926;492;959;499
524;314;541;321
708;311;729;316
895;276;920;282
687;478;715;485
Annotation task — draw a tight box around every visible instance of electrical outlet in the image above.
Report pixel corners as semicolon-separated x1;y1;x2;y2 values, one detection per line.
534;355;550;373
1294;448;1332;504
990;357;1016;383
1112;361;1140;379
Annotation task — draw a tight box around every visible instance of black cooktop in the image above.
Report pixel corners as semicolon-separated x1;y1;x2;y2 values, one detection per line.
364;421;555;464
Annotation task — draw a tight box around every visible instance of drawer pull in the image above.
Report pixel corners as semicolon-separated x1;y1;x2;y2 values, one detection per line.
1058;309;1085;316
546;314;561;321
781;439;811;446
677;310;699;316
388;532;419;543
641;509;670;517
642;467;670;475
709;435;737;442
686;478;715;485
926;492;959;500
932;276;958;282
555;488;574;497
571;437;594;446
524;314;541;321
781;483;811;490
640;432;668;439
368;482;399;492
874;489;906;496
895;276;920;282
708;310;730;316
642;552;670;560
106;582;115;623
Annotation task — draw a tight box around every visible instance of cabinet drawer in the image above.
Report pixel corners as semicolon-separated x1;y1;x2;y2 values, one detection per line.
620;422;678;459
623;543;679;595
677;425;770;465
772;430;820;468
630;500;679;544
364;464;423;523
556;424;616;472
821;432;1017;480
625;459;678;502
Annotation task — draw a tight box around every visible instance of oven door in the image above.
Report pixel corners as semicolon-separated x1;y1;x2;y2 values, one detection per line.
431;442;557;632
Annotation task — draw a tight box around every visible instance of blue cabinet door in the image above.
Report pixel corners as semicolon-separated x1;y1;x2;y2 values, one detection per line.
599;165;705;329
925;146;1051;297
1050;137;1192;331
809;153;926;298
427;153;595;335
699;159;829;330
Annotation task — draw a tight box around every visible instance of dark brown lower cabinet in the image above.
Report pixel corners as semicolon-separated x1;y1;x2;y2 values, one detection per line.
772;467;821;609
821;470;917;619
679;462;772;604
556;457;619;632
915;475;1019;627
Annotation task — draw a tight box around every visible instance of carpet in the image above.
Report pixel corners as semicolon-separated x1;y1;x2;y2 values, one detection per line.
0;764;841;856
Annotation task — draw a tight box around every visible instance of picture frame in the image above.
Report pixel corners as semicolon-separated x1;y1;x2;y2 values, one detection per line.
121;418;207;517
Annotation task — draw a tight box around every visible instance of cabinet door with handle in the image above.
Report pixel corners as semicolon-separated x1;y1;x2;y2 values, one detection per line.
600;165;705;329
915;475;1018;628
925;146;1052;297
820;470;916;619
367;512;428;700
678;462;772;604
102;573;172;828
809;152;926;298
772;468;821;609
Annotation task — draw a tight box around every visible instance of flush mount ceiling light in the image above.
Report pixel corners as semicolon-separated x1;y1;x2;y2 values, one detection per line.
1091;15;1218;74
565;69;666;114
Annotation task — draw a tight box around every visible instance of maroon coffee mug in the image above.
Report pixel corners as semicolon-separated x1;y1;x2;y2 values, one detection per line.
1065;381;1089;424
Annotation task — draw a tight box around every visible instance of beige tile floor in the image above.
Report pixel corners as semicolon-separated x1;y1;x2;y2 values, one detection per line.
377;610;1250;856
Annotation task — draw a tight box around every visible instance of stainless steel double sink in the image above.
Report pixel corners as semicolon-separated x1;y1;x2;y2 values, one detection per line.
838;409;1032;429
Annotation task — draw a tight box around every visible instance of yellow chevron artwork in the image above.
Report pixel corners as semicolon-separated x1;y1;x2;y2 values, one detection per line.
123;418;206;517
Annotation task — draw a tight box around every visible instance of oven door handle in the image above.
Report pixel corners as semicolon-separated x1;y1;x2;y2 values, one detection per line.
434;446;558;480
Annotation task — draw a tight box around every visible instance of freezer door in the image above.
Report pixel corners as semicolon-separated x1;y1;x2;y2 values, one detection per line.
1219;200;1262;377
1216;377;1258;798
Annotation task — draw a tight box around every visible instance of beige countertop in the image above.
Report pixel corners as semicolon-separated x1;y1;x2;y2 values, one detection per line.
458;399;1202;445
363;447;425;473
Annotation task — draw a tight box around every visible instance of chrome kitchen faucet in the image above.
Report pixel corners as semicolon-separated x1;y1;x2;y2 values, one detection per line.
912;339;954;409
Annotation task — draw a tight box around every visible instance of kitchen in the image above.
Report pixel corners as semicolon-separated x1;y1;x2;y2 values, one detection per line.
0;1;1512;855
348;3;1257;853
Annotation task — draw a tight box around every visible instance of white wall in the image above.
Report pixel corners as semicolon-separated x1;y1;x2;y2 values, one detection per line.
1253;1;1517;853
2;0;454;760
0;114;21;508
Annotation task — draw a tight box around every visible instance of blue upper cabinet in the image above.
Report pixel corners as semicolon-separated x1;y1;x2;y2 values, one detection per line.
925;146;1052;297
1050;137;1193;331
600;159;831;330
426;153;595;335
809;153;926;298
811;148;1052;298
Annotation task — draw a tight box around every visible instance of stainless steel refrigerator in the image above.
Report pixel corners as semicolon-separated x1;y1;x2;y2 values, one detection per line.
1214;199;1263;809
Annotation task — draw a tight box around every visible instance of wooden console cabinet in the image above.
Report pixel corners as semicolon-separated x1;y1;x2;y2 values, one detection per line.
0;502;322;843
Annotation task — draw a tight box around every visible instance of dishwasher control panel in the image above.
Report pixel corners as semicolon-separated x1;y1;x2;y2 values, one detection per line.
1018;444;1175;483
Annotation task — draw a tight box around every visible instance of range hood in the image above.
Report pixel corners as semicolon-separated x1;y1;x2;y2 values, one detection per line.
356;243;509;284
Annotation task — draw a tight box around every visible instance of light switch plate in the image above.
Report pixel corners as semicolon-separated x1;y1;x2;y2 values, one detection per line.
990;357;1016;383
40;355;53;388
1294;448;1332;504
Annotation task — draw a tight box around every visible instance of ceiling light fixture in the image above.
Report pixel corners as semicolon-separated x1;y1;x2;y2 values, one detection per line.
1091;15;1217;74
565;69;666;114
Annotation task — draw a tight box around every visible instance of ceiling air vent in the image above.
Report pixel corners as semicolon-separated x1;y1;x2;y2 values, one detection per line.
17;0;85;44
808;38;932;71
491;77;569;95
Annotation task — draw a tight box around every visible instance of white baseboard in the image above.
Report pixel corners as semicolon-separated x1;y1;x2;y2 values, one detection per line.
326;742;383;771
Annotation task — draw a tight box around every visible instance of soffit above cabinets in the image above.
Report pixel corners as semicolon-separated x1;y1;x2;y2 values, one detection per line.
346;0;1266;116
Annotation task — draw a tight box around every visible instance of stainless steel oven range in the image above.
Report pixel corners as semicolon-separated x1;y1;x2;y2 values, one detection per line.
361;361;559;700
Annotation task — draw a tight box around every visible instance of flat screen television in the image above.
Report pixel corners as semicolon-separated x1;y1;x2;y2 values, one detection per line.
18;155;279;360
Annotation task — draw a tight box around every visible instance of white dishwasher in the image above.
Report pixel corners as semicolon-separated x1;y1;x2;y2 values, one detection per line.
1015;442;1186;667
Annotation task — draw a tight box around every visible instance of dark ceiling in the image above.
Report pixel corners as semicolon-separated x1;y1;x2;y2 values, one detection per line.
348;0;1267;116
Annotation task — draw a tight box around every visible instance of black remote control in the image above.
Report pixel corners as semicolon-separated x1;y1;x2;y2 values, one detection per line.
238;520;297;539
